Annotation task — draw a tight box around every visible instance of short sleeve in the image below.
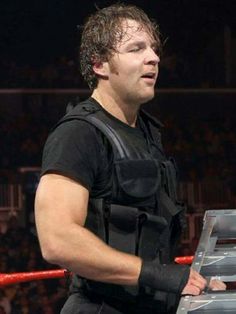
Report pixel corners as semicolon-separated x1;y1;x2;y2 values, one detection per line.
41;119;105;191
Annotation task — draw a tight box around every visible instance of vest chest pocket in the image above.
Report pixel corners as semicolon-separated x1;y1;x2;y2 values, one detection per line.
114;159;161;202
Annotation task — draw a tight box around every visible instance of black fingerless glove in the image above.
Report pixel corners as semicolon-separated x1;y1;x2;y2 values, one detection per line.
138;260;190;294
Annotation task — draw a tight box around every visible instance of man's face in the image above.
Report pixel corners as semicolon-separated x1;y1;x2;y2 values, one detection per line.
106;19;160;106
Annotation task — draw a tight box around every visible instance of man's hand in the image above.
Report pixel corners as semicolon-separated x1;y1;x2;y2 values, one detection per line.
181;269;226;295
208;278;226;291
181;269;207;295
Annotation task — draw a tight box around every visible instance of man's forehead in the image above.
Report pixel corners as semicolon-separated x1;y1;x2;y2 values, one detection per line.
121;19;141;30
118;19;155;45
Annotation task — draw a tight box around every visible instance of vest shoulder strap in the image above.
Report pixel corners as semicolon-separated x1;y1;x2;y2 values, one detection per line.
55;100;128;159
55;101;165;159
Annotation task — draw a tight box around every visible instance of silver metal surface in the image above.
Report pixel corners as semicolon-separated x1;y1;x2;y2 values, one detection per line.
177;209;236;313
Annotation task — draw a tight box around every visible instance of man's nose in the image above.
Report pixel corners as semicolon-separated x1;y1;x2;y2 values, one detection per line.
145;47;160;65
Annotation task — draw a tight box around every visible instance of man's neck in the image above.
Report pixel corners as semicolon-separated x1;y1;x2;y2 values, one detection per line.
92;88;139;127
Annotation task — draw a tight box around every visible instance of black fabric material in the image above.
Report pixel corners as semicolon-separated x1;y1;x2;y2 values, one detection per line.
109;204;137;253
115;159;161;198
162;160;177;201
84;199;107;242
137;212;168;259
41;118;113;198
56;99;165;207
42;98;186;312
60;292;123;314
138;260;190;294
61;291;174;313
41;98;161;200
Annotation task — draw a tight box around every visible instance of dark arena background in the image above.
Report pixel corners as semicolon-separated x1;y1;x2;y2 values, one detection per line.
0;0;236;313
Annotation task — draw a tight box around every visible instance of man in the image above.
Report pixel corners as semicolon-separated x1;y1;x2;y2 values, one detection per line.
35;3;225;313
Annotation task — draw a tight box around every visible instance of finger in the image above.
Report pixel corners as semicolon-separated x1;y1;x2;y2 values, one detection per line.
214;280;226;290
209;279;226;291
181;285;201;296
188;276;207;290
190;269;207;283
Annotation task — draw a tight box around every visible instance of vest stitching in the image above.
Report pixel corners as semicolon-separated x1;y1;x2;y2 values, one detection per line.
97;301;104;314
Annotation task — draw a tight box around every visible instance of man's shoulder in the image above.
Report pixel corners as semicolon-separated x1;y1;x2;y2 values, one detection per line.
52;98;101;133
65;97;101;118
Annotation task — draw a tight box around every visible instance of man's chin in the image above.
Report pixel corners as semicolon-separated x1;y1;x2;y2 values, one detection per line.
139;91;155;104
127;90;155;106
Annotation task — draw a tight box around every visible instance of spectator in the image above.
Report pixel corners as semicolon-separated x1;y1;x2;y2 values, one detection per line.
0;290;11;314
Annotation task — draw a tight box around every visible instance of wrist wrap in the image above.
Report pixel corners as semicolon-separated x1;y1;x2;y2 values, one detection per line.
138;260;190;294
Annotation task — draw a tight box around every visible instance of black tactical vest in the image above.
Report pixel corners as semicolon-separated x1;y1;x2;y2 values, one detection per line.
56;99;186;309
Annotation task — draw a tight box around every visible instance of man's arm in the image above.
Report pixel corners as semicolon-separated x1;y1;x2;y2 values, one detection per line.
35;173;222;294
35;173;142;285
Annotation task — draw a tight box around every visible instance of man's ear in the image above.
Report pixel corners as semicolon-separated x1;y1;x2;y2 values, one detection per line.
93;61;109;78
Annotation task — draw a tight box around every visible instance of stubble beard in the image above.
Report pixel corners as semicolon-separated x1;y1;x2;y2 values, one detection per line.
109;61;155;107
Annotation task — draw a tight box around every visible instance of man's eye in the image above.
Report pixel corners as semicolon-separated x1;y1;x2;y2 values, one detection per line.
152;46;160;56
129;47;141;52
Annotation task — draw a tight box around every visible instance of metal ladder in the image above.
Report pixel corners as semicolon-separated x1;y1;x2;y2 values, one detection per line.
177;209;236;313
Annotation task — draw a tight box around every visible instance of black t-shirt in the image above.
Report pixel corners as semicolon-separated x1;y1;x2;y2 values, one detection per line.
41;98;151;199
42;99;177;311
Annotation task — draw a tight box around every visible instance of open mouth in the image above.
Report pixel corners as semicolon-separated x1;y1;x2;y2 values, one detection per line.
141;72;156;79
141;72;156;85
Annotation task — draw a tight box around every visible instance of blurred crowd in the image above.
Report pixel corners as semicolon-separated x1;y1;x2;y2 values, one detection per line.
0;109;48;183
0;216;67;314
0;56;83;89
163;113;236;191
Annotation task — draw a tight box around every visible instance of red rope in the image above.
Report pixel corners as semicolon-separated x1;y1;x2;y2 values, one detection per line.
0;256;194;286
174;255;194;265
0;269;71;286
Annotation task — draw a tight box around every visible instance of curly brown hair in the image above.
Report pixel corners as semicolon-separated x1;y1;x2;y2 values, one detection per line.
79;3;161;90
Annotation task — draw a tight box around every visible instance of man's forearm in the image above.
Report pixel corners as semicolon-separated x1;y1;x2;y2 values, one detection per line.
39;222;142;286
